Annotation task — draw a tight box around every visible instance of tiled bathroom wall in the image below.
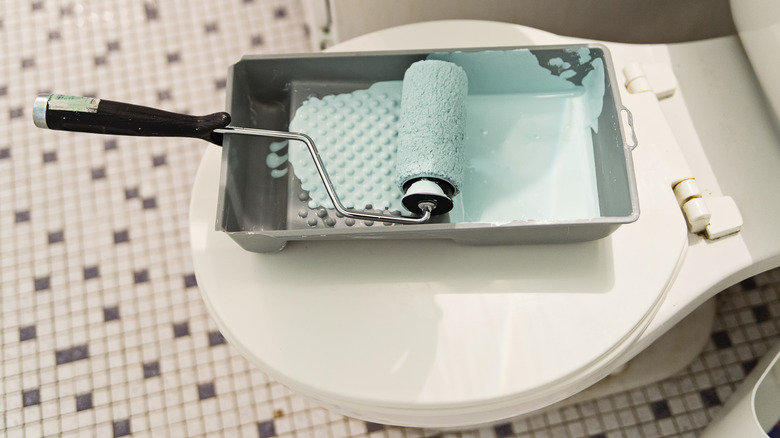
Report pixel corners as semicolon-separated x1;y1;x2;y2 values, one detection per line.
1;1;779;437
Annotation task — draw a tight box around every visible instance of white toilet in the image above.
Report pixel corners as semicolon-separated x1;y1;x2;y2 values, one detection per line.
189;0;780;428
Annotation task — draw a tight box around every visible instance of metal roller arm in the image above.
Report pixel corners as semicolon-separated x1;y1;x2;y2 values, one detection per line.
214;127;433;225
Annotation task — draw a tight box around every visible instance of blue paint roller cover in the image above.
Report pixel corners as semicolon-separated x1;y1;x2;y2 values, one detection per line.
396;60;468;213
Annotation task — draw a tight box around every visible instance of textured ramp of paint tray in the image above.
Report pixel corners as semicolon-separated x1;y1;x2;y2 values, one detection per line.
286;81;406;213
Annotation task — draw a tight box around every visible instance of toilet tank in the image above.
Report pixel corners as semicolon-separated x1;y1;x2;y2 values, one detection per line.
731;0;780;122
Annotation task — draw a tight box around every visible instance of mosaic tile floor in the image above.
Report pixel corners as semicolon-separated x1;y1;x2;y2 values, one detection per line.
2;1;779;437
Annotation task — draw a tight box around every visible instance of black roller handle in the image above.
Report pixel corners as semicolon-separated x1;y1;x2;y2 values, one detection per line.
33;94;231;145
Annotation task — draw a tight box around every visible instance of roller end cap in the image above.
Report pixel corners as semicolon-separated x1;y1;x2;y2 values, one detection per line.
33;94;51;129
402;179;454;216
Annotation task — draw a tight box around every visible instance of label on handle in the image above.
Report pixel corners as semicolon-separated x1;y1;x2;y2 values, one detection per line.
47;95;100;113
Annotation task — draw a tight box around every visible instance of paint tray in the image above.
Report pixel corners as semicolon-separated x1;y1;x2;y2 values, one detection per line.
216;45;639;253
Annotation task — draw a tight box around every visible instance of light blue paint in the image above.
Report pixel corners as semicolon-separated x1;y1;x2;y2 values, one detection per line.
560;69;577;79
270;168;288;178
287;81;406;212
548;57;571;69
428;50;577;94
265;151;288;169
452;90;600;223
567;47;592;64
266;141;290;179
582;58;605;133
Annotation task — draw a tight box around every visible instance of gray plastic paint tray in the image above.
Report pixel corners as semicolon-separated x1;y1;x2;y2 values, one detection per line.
216;45;639;253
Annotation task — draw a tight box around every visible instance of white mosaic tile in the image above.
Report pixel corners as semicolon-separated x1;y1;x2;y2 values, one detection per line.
2;1;780;437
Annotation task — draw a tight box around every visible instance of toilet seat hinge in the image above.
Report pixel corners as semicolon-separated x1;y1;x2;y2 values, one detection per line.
672;179;743;239
623;62;678;100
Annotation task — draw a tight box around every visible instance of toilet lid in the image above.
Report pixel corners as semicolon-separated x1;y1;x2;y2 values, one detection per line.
190;21;689;427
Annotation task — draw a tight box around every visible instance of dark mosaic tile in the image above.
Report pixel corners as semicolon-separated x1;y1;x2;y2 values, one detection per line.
32;1;44;11
92;167;106;179
157;89;171;101
204;22;218;33
198;382;216;400
208;330;225;347
10;107;24;118
143;361;160;378
167;52;180;63
142;197;157;209
34;276;50;291
173;322;189;338
144;2;158;20
113;419;131;437
49;30;61;40
0;147;10;159
365;422;385;433
107;41;121;51
15;210;30;223
700;387;721;408
494;422;513;438
94;55;107;66
22;58;35;69
711;330;732;349
740;276;757;290
0;86;7;97
61;4;74;16
244;0;254;3
258;420;276;438
251;34;264;46
104;139;118;150
114;230;129;244
134;269;149;284
22;388;40;407
184;273;197;288
274;7;287;18
215;78;227;89
103;306;119;322
20;325;36;341
742;358;758;375
152;154;167;167
752;304;770;323
43;151;57;163
650;400;671;420
125;187;139;199
48;230;64;244
84;266;100;280
76;392;93;411
589;434;607;438
56;344;89;365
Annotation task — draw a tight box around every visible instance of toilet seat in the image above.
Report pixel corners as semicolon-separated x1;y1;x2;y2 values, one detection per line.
190;22;691;427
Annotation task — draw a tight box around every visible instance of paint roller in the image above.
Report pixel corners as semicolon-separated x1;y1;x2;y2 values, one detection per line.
396;60;468;216
32;60;468;224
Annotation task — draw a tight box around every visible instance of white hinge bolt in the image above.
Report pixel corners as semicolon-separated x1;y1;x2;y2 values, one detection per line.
673;178;711;234
623;62;677;99
624;63;652;94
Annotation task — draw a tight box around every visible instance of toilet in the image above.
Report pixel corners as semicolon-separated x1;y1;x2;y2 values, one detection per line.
189;0;780;428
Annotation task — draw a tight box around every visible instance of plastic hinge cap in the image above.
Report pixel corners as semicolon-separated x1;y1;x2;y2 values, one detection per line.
643;64;678;99
704;196;743;239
